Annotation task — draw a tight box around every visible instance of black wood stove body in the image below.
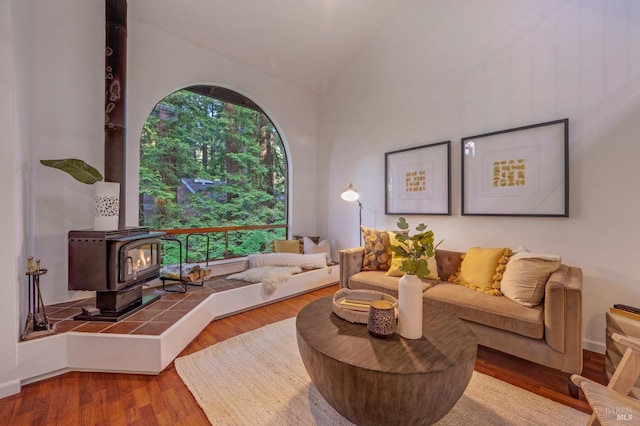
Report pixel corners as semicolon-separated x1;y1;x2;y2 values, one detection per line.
68;227;164;321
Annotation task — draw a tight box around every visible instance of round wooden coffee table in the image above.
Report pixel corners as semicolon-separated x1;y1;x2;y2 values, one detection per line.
296;296;477;425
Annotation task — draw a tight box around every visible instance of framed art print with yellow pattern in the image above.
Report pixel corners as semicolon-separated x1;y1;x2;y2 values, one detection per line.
385;141;451;215
461;119;568;217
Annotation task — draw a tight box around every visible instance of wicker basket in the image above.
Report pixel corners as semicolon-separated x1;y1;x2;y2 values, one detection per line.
332;288;398;324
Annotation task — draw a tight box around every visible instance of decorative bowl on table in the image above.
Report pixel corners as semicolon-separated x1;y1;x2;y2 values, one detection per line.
332;288;398;324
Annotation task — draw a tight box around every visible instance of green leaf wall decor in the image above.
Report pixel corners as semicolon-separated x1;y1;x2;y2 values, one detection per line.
40;159;104;184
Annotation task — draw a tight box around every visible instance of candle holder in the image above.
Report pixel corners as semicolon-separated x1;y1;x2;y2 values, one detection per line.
367;300;397;338
22;257;56;340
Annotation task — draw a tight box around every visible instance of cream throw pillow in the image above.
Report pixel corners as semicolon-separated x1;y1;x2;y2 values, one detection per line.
303;237;331;264
501;252;561;307
385;231;439;279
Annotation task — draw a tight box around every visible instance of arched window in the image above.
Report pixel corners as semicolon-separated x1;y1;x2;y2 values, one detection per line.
139;86;288;263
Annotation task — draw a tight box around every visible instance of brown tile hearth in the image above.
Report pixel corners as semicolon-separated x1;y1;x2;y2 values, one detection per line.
130;321;174;335
47;307;90;321
36;275;255;340
51;320;83;333
152;309;189;323
73;322;114;333
172;300;202;311
125;309;163;322
101;321;145;334
146;300;179;310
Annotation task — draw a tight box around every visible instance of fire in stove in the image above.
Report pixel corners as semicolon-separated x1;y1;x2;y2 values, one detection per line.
126;245;154;280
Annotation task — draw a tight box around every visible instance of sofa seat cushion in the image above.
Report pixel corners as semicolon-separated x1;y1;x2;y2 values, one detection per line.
424;282;544;339
349;271;436;297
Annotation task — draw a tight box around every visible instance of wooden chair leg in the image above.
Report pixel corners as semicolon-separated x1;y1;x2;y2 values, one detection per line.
568;373;580;399
587;413;600;425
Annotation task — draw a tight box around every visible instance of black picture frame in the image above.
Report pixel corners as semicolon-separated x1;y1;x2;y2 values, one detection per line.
385;141;451;215
461;119;569;217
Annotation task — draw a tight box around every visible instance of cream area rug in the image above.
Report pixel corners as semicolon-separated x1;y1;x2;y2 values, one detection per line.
175;318;590;426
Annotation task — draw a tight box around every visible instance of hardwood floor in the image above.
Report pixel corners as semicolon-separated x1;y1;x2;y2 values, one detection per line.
0;284;606;425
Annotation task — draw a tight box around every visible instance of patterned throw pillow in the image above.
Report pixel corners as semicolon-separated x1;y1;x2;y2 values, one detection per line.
450;247;512;295
293;235;320;244
360;226;392;271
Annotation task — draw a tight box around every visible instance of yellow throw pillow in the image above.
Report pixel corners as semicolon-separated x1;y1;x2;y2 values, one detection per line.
451;247;512;295
273;239;303;254
386;231;439;279
360;226;392;271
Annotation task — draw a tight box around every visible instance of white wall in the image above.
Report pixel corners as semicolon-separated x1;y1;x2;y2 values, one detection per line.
23;1;318;306
0;0;20;397
319;0;640;352
30;0;105;304
1;0;319;396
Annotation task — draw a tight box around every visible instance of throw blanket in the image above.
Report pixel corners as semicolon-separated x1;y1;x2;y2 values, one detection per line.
512;245;562;261
227;265;302;294
248;252;327;269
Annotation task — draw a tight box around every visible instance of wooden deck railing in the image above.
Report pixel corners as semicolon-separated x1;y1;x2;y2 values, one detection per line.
156;224;288;261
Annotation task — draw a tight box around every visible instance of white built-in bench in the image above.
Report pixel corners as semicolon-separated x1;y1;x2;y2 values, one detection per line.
15;259;339;388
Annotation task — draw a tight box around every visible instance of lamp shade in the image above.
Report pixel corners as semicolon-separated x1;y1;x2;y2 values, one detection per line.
341;183;360;202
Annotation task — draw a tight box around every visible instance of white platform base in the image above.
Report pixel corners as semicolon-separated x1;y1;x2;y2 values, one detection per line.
13;265;339;391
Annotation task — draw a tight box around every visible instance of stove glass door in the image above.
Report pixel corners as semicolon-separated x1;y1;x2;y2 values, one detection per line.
119;239;159;283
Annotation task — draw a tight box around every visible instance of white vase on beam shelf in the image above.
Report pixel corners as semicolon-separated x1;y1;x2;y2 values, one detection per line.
397;272;423;339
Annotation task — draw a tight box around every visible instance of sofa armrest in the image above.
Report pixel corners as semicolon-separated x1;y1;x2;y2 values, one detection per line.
544;264;583;374
339;247;365;289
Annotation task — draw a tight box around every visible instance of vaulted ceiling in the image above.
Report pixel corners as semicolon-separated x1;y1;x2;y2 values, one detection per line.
129;0;408;93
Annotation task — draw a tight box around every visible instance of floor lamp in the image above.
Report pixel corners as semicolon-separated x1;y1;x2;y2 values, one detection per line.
341;183;363;246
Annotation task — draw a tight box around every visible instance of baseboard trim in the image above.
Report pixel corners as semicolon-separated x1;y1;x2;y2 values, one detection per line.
0;378;21;399
583;338;605;354
20;367;73;386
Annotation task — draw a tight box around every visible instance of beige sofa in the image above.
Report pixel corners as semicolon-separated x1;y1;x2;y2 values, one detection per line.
339;246;584;397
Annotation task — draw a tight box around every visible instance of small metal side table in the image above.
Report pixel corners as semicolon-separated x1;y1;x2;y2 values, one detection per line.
22;265;56;340
606;310;640;398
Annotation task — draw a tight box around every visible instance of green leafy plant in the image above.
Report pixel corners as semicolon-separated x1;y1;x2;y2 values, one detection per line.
40;159;103;184
389;217;443;278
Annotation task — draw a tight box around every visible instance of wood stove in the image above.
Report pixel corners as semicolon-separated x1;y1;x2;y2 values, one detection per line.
68;227;165;321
